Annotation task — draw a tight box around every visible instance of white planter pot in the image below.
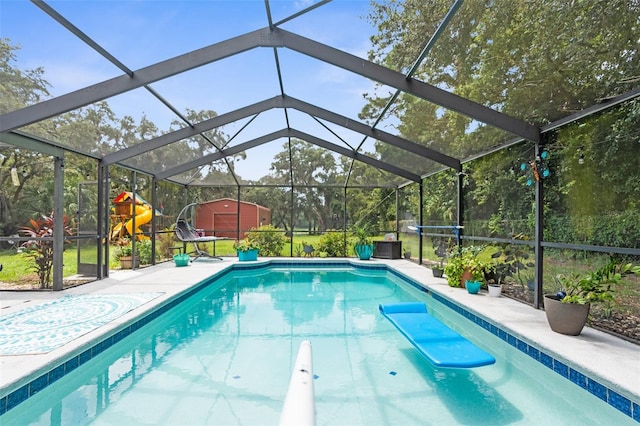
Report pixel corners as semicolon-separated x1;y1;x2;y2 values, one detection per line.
488;284;502;297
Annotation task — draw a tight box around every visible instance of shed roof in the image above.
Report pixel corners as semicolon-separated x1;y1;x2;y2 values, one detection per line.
200;198;270;211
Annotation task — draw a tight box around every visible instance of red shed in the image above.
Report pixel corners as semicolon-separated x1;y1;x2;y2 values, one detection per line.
195;198;271;239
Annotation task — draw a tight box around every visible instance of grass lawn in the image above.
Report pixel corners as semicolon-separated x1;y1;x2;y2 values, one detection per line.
195;233;342;257
0;232;353;285
0;249;78;284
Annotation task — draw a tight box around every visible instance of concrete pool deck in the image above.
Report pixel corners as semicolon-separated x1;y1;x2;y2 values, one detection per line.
1;258;639;414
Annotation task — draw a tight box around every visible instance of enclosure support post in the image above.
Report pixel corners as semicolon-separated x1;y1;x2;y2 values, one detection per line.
97;162;107;279
343;187;348;252
131;171;137;270
237;185;242;241
456;170;464;247
395;188;399;239
151;178;157;265
180;185;189;255
290;184;294;256
534;139;545;309
52;156;64;291
418;182;424;265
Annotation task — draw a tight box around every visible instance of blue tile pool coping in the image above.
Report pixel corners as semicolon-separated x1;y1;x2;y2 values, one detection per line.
1;259;638;422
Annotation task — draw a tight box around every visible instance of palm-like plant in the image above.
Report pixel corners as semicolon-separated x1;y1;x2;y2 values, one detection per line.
351;224;374;259
19;212;74;288
351;224;373;246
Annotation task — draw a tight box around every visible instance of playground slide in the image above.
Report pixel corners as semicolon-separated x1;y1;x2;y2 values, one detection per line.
124;204;152;240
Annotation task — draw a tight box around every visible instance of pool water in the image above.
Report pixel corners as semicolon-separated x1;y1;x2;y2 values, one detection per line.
2;266;635;425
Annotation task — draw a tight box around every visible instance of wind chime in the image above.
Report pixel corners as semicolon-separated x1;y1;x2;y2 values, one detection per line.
520;150;550;186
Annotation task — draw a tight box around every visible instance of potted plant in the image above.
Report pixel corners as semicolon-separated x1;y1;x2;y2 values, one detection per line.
351;224;374;260
491;243;535;284
431;238;449;278
233;238;260;261
544;257;639;335
115;239;139;269
489;242;536;297
488;282;503;297
464;255;490;292
521;271;536;292
466;280;482;294
487;262;505;297
443;245;486;288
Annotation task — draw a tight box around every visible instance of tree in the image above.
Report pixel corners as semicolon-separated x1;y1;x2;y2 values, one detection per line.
0;38;50;114
269;139;344;232
364;0;640;170
367;0;639;126
0;39;53;234
364;0;640;244
242;185;292;232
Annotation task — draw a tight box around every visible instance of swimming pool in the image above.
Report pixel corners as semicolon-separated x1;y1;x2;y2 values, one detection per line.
1;262;637;425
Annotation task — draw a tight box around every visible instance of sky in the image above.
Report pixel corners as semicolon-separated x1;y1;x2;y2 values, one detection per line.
1;0;401;181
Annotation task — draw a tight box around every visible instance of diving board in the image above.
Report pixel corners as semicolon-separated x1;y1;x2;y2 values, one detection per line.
379;302;495;368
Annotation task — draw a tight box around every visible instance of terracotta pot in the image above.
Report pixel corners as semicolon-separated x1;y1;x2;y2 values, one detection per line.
543;294;590;335
460;268;474;288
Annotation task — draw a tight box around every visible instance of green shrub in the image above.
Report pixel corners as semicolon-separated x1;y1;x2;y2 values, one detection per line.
246;225;287;256
591;209;640;248
317;231;348;257
113;239;156;265
443;245;488;287
137;239;156;264
544;210;640;248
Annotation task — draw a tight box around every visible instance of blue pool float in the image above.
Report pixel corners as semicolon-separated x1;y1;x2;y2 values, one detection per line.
379;302;496;368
